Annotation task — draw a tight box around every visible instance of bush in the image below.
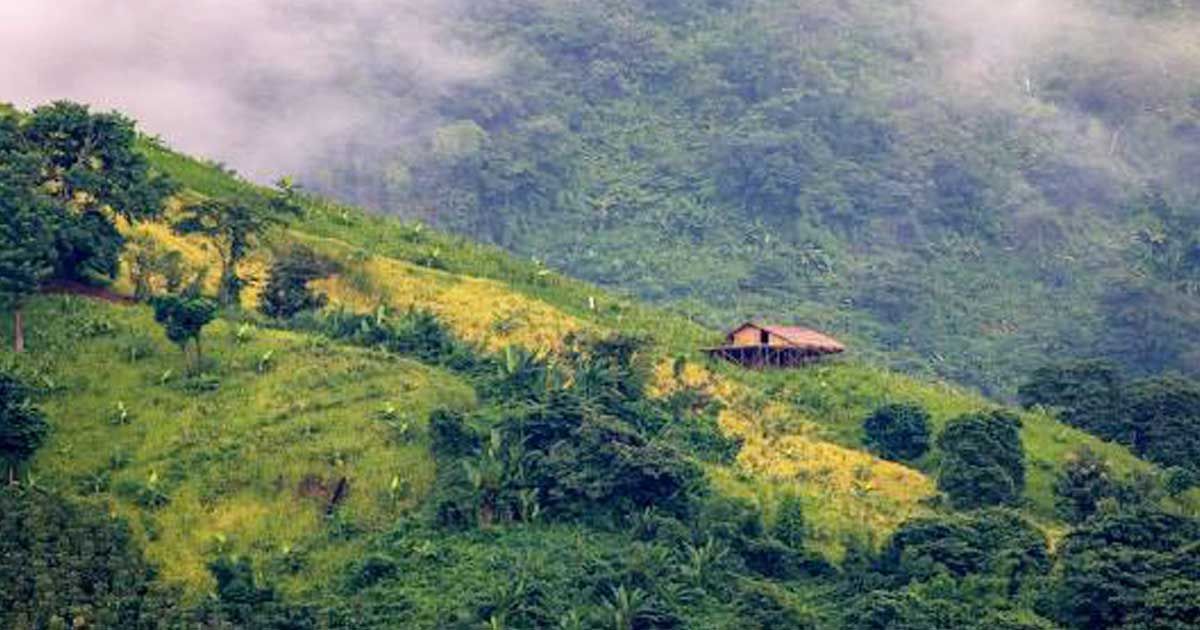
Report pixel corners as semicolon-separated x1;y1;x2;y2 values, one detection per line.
1053;446;1118;523
1053;509;1200;629
862;403;932;462
772;493;806;549
260;244;337;319
0;370;48;481
937;410;1026;509
1122;375;1200;474
0;488;174;628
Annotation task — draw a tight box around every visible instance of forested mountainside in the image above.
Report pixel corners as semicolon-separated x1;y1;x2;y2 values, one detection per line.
2;101;1200;628
299;0;1200;396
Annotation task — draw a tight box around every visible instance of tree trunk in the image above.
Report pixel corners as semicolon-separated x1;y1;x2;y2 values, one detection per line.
13;307;24;353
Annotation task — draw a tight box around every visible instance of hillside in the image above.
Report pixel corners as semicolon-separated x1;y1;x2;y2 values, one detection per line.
291;0;1200;397
4;124;1199;627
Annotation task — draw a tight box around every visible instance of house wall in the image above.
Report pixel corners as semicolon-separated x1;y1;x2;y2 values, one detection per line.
729;326;760;346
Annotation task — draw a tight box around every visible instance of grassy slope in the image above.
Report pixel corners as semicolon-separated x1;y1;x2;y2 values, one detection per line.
6;142;1191;598
144;144;1200;520
6;296;474;596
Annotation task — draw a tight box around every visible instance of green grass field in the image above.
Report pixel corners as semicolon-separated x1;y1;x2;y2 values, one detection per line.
6;296;474;595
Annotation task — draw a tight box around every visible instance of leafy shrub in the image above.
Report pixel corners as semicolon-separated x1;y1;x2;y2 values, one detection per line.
937;410;1026;509
1054;446;1119;523
772;493;806;549
862;402;932;462
345;554;399;591
299;306;472;368
880;509;1050;585
0;369;48;481
260;244;338;319
151;293;218;371
1053;508;1200;629
0;488;175;628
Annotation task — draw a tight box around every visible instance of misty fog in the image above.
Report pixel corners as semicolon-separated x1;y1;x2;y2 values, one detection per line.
0;0;497;182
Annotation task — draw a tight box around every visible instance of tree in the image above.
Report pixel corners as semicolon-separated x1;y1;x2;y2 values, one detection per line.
24;101;174;222
936;410;1026;509
0;113;55;353
863;403;932;462
1054;446;1118;523
151;294;218;371
0;183;55;354
1018;360;1124;439
259;244;337;319
173;199;268;306
1054;508;1200;629
880;509;1050;585
1;102;173;352
1122;375;1200;474
25;102;174;284
173;197;289;307
0;370;48;483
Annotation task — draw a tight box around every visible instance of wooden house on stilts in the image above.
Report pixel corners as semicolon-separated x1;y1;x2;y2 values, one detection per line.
704;322;845;368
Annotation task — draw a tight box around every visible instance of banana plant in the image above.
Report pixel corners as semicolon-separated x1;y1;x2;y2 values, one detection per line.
601;585;648;630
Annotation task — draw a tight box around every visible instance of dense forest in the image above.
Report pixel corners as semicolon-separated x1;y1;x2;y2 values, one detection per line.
0;99;1198;628
287;0;1200;396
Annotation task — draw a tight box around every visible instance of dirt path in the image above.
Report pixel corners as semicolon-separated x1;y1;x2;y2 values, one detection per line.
41;280;137;305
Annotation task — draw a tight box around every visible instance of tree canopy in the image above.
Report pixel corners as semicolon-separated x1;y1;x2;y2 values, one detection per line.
936;410;1026;509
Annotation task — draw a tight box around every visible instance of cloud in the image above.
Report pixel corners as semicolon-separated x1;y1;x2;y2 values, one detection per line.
0;0;499;182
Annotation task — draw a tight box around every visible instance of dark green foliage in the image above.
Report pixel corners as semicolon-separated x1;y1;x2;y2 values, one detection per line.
937;410;1026;509
1054;446;1119;524
1024;362;1200;476
25;101;174;221
0;370;48;480
1053;509;1200;629
880;509;1050;587
0;488;173;629
772;493;806;549
862;403;932;462
301;306;471;367
497;390;704;521
844;590;943;630
260;244;338;318
1019;360;1124;435
345;554;399;591
1122;375;1200;474
429;408;480;459
51;210;126;283
1164;467;1198;496
150;293;218;369
210;555;275;607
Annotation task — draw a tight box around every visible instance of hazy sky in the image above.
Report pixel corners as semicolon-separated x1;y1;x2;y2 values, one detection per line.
0;0;497;181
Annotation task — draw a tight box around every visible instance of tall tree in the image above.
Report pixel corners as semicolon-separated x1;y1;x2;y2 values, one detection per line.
24;101;174;221
1;102;174;351
0;114;54;353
